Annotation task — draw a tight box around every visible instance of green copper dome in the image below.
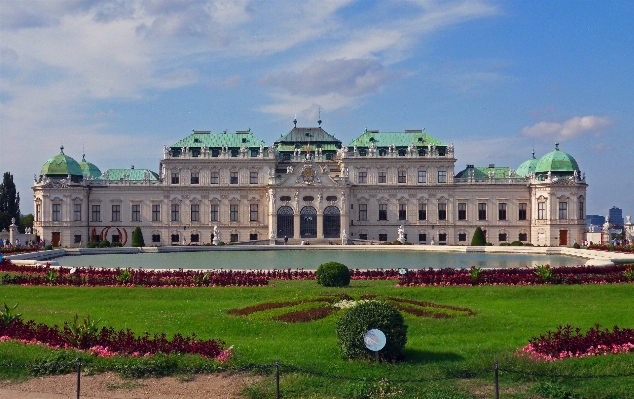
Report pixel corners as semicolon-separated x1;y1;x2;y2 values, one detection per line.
516;150;538;177
78;154;102;179
535;143;579;174
41;146;83;177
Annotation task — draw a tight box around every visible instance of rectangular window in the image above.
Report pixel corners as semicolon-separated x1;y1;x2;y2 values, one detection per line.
519;233;528;241
190;172;199;185
171;172;179;184
152;204;160;222
74;204;82;221
210;172;219;184
418;204;427;221
359;204;367;221
230;172;238;184
579;201;584;220
230;233;238;242
211;204;219;222
52;204;61;221
358;171;367;184
112;205;120;222
458;203;467;220
112;235;120;243
191;204;199;222
171;204;179;222
230;204;238;222
438;203;447;220
132;204;140;222
418;171;426;183
458;233;467;242
36;204;41;222
419;233;427;242
378;204;388;221
249;233;258;241
378;172;386;183
499;233;507;242
171;234;179;243
398;170;407;183
359;234;368;240
250;171;258;184
379;233;388;242
250;204;258;221
91;205;101;222
559;202;567;220
498;203;507;221
478;203;487;220
519;203;527;220
251;149;258;157
152;234;161;243
398;204;407;220
74;235;82;244
538;202;546;220
191;234;199;243
439;233;447;242
438;171;447;183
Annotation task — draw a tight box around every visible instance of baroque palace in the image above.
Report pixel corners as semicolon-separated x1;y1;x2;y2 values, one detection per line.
33;121;587;247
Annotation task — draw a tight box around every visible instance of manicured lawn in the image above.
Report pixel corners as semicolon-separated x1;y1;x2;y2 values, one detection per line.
2;281;634;398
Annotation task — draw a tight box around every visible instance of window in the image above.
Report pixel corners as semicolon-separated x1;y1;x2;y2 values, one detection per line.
132;204;140;222
171;204;180;222
112;235;120;243
358;171;367;184
538;202;546;220
280;196;292;202
230;204;238;221
251;149;258;157
579;201;584;220
326;196;337;202
210;172;219;184
250;233;258;241
152;234;161;243
231;149;238;157
458;203;467;220
498;203;507;221
499;233;507;242
211;204;219;222
519;233;528;241
230;172;238;184
398;170;407;183
250;204;258;221
190;172;199;184
378;204;388;221
419;233;427;242
74;235;82;244
458;233;467;242
418;204;427;220
303;196;314;202
398;204;407;220
378;172;386;183
559;202;567;220
519;203;527;221
439;233;447;242
191;234;199;243
191;204;199;222
74;204;82;221
112;205;120;222
171;234;179;243
438;203;447;220
359;204;367;221
171;172;179;184
418;171;426;183
230;233;238;242
379;233;388;242
438;171;447;183
359;233;368;240
52;204;61;221
152;204;160;222
92;205;101;222
211;149;219;157
36;204;41;222
478;203;487;220
249;172;258;184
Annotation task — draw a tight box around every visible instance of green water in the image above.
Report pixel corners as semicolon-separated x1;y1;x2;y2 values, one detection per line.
55;249;581;270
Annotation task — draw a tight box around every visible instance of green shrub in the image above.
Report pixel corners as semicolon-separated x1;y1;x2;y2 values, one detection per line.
98;240;110;248
471;227;486;246
110;242;123;247
391;240;402;245
499;242;510;246
30;350;78;376
316;262;350;287
43;244;53;251
485;242;493;246
523;242;534;246
86;242;98;248
131;226;145;247
336;301;407;362
510;241;523;246
573;242;581;249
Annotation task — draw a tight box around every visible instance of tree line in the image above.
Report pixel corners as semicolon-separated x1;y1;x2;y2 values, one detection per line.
0;172;33;233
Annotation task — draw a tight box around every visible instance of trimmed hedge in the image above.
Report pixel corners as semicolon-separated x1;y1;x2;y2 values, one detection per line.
316;262;350;287
471;227;486;246
131;226;145;247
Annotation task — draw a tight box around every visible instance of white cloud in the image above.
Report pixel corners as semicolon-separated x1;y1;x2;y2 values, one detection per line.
521;116;614;141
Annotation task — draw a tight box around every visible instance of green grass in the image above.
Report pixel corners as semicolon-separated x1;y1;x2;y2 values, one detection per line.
1;281;634;398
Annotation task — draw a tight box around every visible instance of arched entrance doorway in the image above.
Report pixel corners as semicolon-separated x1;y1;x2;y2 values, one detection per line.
300;206;317;238
323;206;341;238
277;206;294;238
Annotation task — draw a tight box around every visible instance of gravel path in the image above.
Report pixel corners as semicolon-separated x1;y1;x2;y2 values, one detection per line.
0;372;260;398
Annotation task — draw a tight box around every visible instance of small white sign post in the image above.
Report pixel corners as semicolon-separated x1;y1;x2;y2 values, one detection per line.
364;328;386;362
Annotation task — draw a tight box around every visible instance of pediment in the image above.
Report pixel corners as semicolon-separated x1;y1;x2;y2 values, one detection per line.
276;162;340;188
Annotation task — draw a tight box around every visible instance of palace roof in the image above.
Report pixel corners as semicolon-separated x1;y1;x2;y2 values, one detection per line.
40;146;83;177
348;130;446;148
170;130;266;149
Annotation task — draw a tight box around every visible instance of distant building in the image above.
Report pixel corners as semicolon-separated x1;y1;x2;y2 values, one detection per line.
586;214;605;226
609;206;624;227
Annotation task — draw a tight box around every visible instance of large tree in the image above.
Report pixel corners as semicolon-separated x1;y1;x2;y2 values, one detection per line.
0;172;20;231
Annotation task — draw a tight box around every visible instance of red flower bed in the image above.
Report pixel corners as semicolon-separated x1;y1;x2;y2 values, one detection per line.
0;246;40;255
516;324;634;362
587;244;634;254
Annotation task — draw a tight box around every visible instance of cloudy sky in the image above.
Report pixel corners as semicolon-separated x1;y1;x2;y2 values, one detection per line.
1;0;632;217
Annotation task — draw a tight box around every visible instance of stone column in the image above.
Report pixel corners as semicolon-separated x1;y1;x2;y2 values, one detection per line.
9;219;18;245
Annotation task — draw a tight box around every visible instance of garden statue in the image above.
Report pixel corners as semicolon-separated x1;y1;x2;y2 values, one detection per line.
213;225;220;245
342;229;348;245
626;215;632;225
397;225;405;243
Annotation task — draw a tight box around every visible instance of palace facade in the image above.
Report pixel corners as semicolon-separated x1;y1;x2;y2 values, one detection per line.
32;122;588;247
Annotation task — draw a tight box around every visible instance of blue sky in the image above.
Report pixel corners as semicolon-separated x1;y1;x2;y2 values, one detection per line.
1;0;632;217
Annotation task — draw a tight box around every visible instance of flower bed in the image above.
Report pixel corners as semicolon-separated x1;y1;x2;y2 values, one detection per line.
516;324;634;362
0;246;40;255
587;244;634;254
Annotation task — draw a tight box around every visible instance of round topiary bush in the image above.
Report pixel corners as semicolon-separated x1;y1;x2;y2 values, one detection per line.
336;301;407;362
316;261;350;287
